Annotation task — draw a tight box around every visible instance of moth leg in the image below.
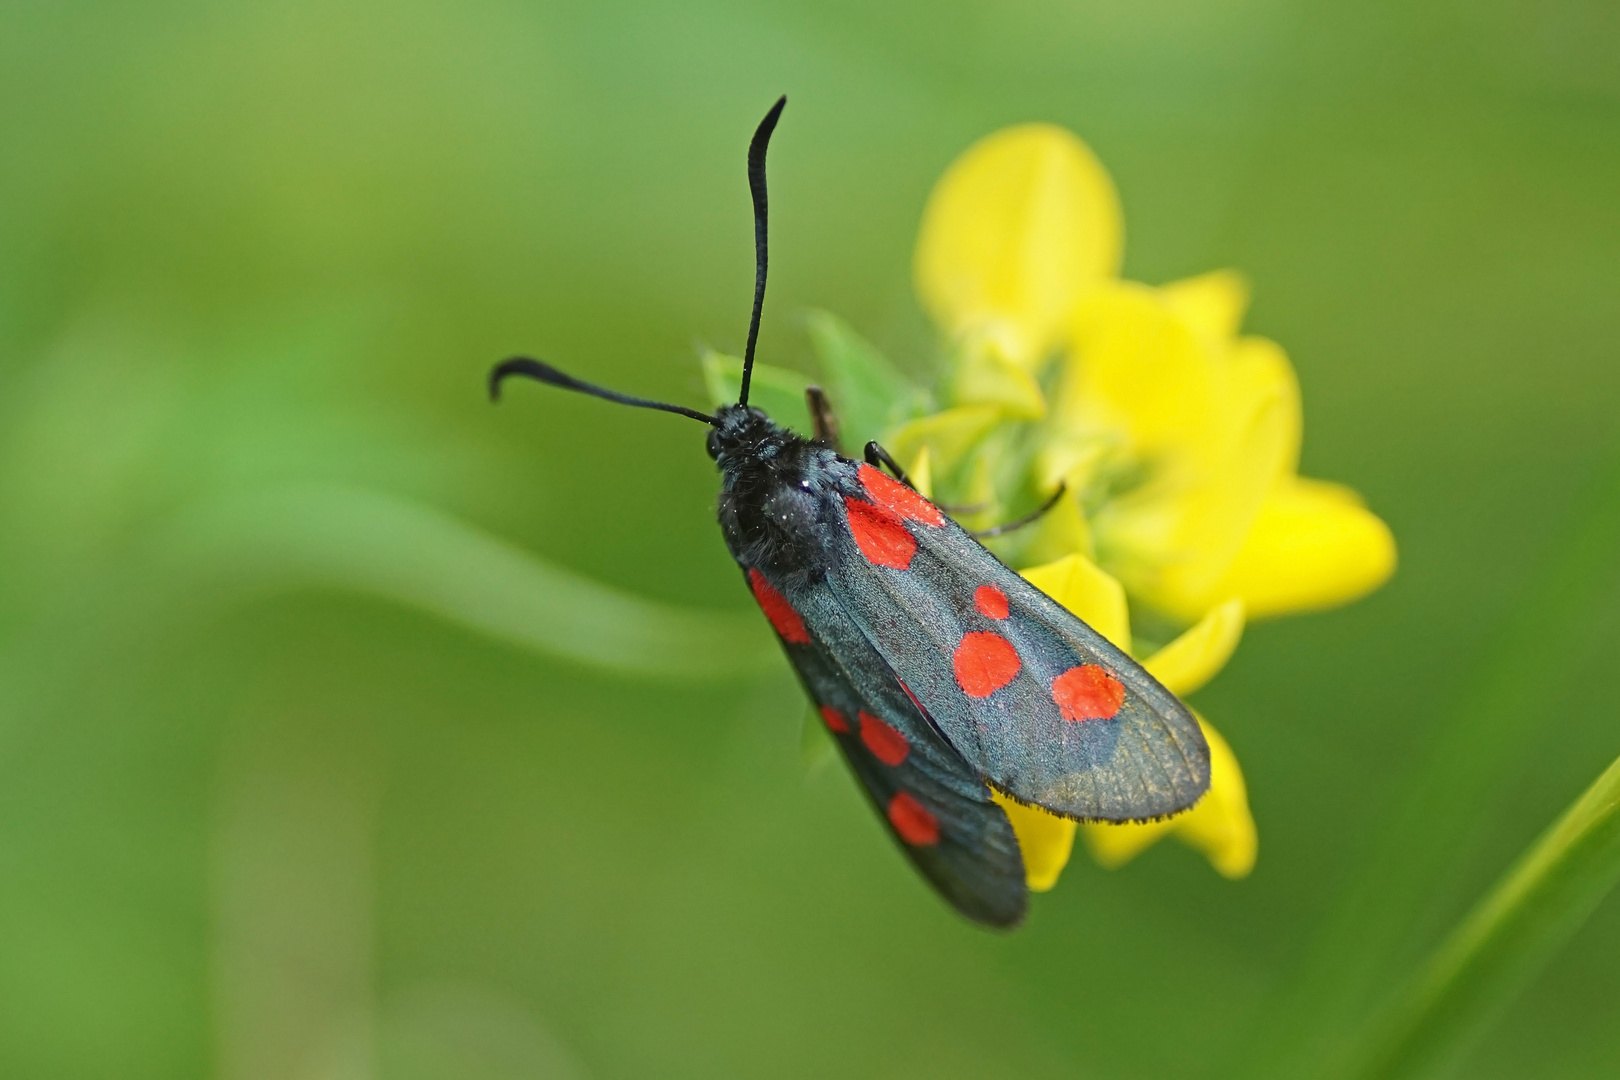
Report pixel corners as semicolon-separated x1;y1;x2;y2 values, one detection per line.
865;439;992;514
863;440;915;489
805;386;842;452
970;482;1068;538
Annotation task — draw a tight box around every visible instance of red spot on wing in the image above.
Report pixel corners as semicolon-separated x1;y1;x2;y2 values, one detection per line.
844;497;917;569
857;462;946;526
1052;665;1126;722
748;568;810;644
974;584;1010;619
859;711;910;766
820;705;851;734
887;792;940;846
952;632;1022;698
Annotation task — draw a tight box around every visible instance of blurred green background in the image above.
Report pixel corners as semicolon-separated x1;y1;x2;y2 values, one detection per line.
2;1;1619;1077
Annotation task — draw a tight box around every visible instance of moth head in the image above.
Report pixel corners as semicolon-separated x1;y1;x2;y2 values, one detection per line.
707;402;778;462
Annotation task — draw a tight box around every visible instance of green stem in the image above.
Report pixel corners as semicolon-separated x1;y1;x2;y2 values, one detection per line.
1235;447;1620;1080
1350;751;1620;1080
153;484;776;680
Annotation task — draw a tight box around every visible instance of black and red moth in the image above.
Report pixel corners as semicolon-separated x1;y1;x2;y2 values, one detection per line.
491;98;1210;928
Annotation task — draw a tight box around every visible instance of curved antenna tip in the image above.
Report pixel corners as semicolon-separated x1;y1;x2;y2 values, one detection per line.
489;356;542;403
740;96;788;408
487;355;718;427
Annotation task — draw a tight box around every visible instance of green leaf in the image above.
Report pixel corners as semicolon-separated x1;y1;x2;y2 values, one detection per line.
155;484;777;681
700;349;813;433
1349;751;1620;1080
804;310;928;450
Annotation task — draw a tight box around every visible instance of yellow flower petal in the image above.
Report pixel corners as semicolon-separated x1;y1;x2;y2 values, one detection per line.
907;445;934;500
1228;335;1302;477
1169;717;1257;878
1082;812;1174;869
1102;436;1288;615
1152;382;1292;618
1020;553;1130;651
1209;476;1397;619
993;791;1076;892
1160;269;1250;348
1083;715;1257;878
1142;598;1245;697
1060;282;1220;454
914;124;1122;366
1064;284;1302;619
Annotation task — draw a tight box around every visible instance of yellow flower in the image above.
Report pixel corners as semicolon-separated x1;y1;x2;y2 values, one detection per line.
914;124;1121;369
891;121;1396;885
911;124;1396;624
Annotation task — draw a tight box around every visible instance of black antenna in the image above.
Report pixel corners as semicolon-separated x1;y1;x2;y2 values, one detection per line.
739;95;786;408
489;357;718;426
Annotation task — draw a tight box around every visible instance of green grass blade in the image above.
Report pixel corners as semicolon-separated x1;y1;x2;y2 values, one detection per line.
1351;752;1620;1080
1236;449;1620;1080
154;485;776;680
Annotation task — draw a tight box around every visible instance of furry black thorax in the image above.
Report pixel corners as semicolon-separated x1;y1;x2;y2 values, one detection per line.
707;402;855;589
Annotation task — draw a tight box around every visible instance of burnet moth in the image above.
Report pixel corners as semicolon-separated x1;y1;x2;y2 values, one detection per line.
491;98;1210;928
